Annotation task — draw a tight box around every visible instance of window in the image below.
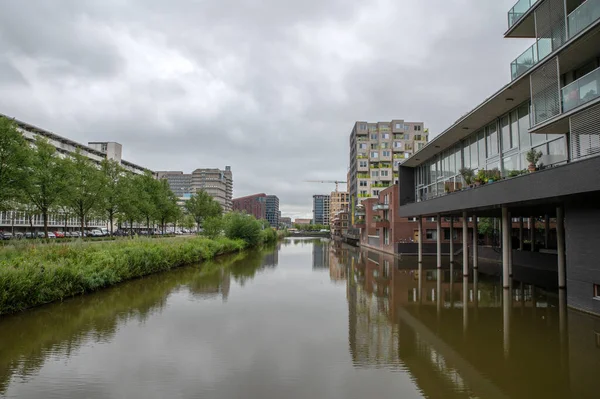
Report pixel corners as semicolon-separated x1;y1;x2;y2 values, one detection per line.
382;133;390;139
371;143;378;150
405;152;411;158
501;116;511;152
394;141;403;148
359;161;368;167
371;151;379;158
360;124;367;130
510;110;519;150
371;133;378;140
487;123;499;156
373;190;380;196
595;284;600;299
394;161;400;167
381;170;389;177
371;171;379;177
382;150;391;157
426;229;437;240
360;190;367;195
359;180;368;187
395;123;401;129
381;142;389;149
443;228;458;240
359;143;367;149
384;228;390;245
404;134;410;140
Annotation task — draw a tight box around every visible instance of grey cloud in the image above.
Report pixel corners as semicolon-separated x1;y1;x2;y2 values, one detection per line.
0;0;526;218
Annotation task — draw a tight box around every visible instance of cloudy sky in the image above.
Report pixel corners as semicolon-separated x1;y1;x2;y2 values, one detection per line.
0;0;529;219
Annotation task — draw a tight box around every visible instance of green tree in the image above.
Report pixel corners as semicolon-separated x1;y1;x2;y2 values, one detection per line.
184;190;222;229
154;179;180;233
182;214;196;230
62;152;108;236
0;117;31;209
101;159;124;234
116;173;140;236
134;172;160;232
203;216;223;239
22;138;69;237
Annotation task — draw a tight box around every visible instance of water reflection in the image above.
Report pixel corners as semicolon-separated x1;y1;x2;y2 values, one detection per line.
339;244;600;399
0;247;278;397
1;240;599;399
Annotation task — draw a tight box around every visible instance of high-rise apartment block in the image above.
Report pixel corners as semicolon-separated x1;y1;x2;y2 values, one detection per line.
265;195;280;228
348;120;427;206
329;191;349;222
313;195;331;225
157;166;233;211
232;193;266;220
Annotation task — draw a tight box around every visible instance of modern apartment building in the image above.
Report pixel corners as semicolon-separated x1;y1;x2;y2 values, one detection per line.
156;171;192;198
294;218;312;226
158;167;233;211
348;120;428;208
313;195;331;225
265;195;280;228
329;191;350;223
396;0;600;316
232;193;267;220
192;167;233;212
0;113;152;233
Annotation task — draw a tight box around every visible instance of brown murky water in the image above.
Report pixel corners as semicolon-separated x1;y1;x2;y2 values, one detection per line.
0;239;599;398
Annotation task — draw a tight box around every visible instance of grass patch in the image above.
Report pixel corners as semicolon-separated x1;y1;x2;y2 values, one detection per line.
0;236;247;315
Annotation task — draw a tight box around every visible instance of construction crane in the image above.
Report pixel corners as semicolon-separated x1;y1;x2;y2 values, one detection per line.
304;180;347;192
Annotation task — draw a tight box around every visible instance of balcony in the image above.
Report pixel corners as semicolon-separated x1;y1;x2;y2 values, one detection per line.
568;0;600;39
372;203;390;211
510;38;551;80
355;218;366;228
508;0;536;29
372;216;390;229
562;66;600;112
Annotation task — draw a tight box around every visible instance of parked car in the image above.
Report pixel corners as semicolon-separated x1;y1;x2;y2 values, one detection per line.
47;232;57;239
54;231;66;238
89;229;104;237
25;232;35;239
2;232;13;240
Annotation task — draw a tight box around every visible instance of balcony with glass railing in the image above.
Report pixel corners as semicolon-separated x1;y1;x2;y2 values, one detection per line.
562;66;600;112
510;38;552;80
567;0;600;39
508;0;536;29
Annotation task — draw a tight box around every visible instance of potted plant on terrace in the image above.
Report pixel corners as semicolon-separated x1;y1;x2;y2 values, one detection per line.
459;167;474;188
526;149;543;172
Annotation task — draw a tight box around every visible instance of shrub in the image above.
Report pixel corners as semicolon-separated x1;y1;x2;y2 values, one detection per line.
223;212;262;246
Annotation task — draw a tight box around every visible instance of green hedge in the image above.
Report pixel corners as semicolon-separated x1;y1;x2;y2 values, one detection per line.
0;236;247;315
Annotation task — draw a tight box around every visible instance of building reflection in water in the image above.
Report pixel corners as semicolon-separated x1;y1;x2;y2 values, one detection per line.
337;244;600;399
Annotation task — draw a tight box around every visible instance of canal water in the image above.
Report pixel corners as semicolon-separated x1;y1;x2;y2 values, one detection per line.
1;238;599;398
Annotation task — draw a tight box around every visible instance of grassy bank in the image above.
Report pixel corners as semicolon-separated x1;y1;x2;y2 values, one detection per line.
0;236;248;315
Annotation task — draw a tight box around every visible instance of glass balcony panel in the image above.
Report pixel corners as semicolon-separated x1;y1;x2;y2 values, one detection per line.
508;0;534;29
510;38;552;81
568;0;600;39
562;66;600;112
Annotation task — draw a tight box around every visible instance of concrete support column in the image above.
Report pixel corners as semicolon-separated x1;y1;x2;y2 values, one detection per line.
418;261;423;304
462;212;468;277
449;217;454;264
436;214;442;268
544;214;550;250
418;217;423;263
502;207;510;289
472;215;478;269
557;206;566;289
508;212;513;277
530;217;536;252
450;263;455;308
519;218;524;251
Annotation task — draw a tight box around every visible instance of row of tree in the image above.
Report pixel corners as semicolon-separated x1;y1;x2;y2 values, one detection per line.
293;224;330;231
0;116;223;237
